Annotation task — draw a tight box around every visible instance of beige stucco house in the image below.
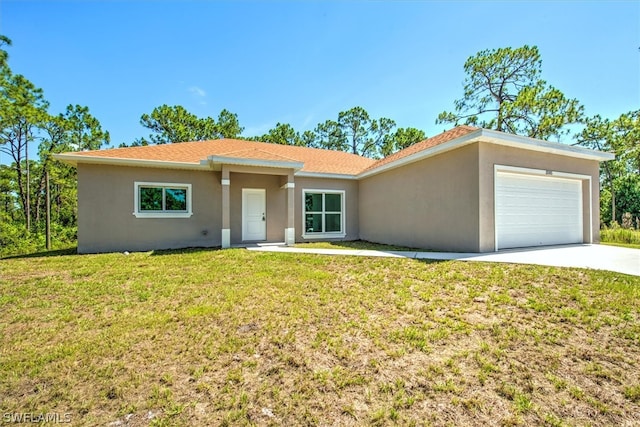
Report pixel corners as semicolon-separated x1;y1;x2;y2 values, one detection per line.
54;126;614;254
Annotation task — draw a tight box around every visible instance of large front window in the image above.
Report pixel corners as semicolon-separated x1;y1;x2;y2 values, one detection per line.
134;182;192;218
303;190;345;238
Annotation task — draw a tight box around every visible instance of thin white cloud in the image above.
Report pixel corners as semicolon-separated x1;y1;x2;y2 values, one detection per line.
186;86;207;106
300;113;316;129
188;86;206;98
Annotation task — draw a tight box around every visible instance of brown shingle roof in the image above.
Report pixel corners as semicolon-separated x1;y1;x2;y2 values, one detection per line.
362;125;480;173
68;139;376;175
61;126;482;176
214;148;300;163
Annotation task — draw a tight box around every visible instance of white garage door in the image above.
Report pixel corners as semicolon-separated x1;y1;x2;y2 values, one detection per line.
495;171;583;250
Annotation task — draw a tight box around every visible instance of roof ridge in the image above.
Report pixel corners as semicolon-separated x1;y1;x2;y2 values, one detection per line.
252;148;300;162
217;147;256;156
215;147;301;162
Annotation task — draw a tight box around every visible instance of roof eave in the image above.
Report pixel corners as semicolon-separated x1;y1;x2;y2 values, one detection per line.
357;129;483;179
295;171;359;180
52;153;210;171
357;129;614;179
477;129;616;161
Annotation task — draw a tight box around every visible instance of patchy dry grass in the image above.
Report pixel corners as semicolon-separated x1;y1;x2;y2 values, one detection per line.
295;240;421;251
1;248;639;426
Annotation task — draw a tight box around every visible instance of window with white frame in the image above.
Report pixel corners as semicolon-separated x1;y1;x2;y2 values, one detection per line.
134;182;192;218
303;190;345;238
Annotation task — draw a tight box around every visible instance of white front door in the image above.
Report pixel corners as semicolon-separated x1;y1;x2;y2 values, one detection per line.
242;188;266;241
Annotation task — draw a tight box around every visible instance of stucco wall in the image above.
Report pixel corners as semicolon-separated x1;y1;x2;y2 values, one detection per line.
77;164;220;253
294;177;360;242
359;142;601;253
76;141;602;253
77;164;359;251
477;143;601;251
359;144;481;252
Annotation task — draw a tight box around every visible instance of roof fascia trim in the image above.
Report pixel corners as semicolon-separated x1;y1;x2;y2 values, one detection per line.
358;128;614;179
357;130;483;179
294;171;359;180
52;154;211;170
477;129;615;161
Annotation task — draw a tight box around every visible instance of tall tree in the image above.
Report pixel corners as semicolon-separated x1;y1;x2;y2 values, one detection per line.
36;105;109;226
216;109;243;139
300;130;317;148
437;45;583;140
312;119;346;152
136;104;243;145
0;164;17;220
259;122;305;146
63;104;110;152
576;110;640;224
382;127;426;157
313;106;397;158
615;110;640;175
0;35;11;67
253;113;425;157
0;34;111;254
0;67;49;231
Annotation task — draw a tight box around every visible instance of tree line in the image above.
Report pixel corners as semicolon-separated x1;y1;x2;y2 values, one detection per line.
436;45;639;226
0;36;109;255
127;104;427;160
1;36;638;255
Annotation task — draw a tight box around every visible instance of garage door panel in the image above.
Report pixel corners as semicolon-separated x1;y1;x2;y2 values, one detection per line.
496;172;583;249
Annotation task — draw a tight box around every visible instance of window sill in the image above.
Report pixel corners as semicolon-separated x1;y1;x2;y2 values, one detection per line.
302;232;346;239
133;212;193;218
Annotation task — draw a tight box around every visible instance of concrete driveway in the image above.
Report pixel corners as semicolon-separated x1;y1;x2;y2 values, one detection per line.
248;244;640;277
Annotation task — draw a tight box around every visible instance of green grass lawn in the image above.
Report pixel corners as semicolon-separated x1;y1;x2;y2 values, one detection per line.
1;248;639;426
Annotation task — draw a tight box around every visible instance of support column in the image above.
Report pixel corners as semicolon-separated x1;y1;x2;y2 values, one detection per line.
284;172;295;245
221;167;231;248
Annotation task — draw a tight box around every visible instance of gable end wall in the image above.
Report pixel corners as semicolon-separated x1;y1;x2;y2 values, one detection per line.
358;143;481;252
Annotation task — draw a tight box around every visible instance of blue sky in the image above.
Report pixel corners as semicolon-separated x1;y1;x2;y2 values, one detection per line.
0;0;638;157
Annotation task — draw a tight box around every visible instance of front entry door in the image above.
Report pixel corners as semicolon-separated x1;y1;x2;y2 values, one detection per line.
242;189;266;241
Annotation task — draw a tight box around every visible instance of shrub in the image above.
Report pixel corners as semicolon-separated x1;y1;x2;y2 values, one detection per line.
0;219;76;257
600;227;640;246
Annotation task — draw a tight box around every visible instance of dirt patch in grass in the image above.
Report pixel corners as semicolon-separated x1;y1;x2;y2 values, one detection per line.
1;249;639;426
295;239;423;251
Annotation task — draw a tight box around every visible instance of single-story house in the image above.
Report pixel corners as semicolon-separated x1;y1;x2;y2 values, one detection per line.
54;125;614;254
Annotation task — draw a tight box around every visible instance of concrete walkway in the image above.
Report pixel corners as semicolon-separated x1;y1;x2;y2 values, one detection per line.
247;244;640;277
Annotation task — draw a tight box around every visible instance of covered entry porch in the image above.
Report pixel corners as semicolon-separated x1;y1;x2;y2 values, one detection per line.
206;155;302;249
